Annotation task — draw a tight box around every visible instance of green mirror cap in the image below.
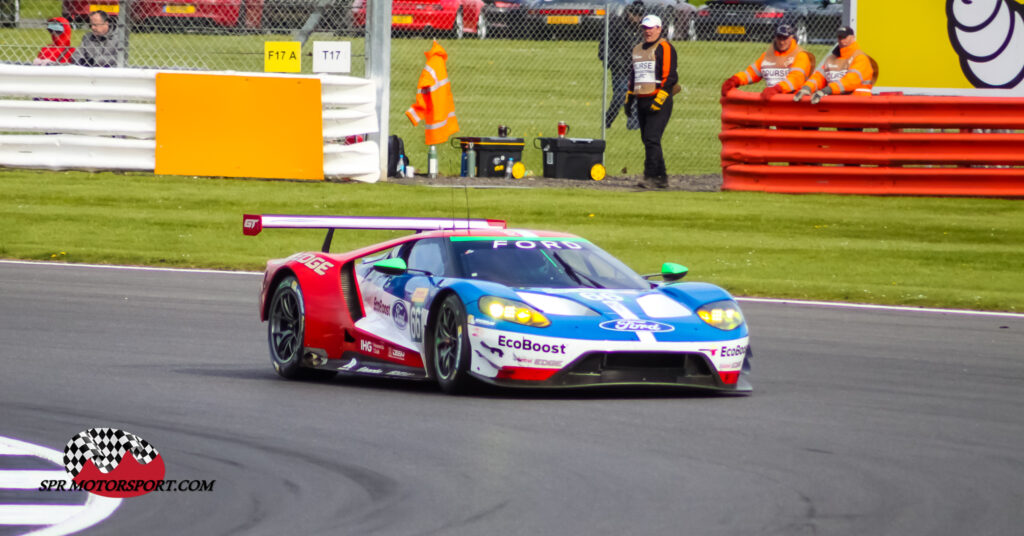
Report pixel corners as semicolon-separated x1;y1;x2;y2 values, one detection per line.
661;262;688;275
374;258;407;272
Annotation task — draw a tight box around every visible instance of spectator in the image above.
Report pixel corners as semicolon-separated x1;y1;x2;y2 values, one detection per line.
34;17;75;65
720;24;813;100
599;0;644;129
794;25;876;104
627;14;678;189
72;10;122;67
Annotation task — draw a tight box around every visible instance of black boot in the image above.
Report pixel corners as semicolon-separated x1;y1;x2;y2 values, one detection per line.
653;175;669;189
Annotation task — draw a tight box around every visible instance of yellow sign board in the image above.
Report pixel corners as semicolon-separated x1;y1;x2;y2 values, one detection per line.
154;73;323;181
264;41;302;73
853;0;1024;94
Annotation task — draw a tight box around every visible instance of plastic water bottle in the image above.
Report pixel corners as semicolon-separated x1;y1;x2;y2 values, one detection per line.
467;142;477;178
428;145;438;179
397;153;405;177
505;157;514;179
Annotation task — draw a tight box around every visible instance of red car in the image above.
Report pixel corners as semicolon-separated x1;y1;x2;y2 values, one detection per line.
62;0;263;29
350;0;485;39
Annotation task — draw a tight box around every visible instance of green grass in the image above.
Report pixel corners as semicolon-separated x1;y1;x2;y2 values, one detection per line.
2;169;1022;313
0;22;814;176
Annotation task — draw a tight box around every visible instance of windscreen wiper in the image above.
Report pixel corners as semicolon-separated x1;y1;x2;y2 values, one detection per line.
551;252;603;288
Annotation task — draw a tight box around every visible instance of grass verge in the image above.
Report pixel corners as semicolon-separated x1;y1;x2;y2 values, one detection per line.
2;169;1022;312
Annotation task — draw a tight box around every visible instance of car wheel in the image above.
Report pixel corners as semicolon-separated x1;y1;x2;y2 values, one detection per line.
795;18;808;45
429;294;473;394
476;10;487;39
267;276;334;380
451;8;464;39
664;16;677;41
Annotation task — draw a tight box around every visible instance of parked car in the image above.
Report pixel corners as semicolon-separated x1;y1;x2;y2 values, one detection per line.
520;0;698;41
478;0;524;38
694;0;843;44
61;0;264;30
350;0;486;39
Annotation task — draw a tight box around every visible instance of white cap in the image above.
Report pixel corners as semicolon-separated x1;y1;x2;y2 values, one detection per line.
641;14;662;28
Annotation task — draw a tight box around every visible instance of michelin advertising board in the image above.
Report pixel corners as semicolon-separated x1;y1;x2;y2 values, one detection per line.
852;0;1024;95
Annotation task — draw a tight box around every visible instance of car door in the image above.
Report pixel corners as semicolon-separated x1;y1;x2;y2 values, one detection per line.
398;238;452;347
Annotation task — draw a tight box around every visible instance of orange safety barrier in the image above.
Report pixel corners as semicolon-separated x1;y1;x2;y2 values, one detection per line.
719;92;1024;197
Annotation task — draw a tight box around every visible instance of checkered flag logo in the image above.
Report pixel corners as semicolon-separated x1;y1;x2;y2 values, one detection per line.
63;428;160;477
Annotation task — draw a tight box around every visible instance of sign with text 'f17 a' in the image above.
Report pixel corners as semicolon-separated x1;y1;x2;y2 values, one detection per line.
264;41;301;73
313;41;351;74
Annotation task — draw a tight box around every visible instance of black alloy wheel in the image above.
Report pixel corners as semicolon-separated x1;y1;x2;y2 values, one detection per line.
268;276;334;380
430;294;472;394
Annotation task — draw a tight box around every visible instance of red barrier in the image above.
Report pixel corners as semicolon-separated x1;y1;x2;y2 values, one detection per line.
720;92;1024;196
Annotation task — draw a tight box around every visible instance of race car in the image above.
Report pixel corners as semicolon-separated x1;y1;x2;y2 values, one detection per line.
244;214;751;394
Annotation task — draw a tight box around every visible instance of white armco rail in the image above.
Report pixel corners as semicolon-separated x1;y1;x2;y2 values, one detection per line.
0;64;381;182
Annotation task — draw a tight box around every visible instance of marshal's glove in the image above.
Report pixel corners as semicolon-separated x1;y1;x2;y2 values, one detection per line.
721;76;741;97
810;86;833;104
760;85;782;100
625;90;634;108
793;86;812;102
650;89;669;111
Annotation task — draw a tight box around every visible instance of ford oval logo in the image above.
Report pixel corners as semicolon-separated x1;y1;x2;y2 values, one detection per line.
392;300;409;329
599;320;674;333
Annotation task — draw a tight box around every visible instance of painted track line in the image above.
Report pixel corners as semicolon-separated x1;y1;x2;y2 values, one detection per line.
735;297;1024;319
0;470;69;490
0;436;120;536
2;259;1020;319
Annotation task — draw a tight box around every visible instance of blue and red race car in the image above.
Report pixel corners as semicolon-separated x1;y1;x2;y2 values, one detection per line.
245;215;751;394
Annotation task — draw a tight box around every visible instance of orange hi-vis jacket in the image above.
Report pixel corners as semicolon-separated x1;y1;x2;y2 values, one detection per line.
732;38;812;93
406;41;459;146
803;41;876;97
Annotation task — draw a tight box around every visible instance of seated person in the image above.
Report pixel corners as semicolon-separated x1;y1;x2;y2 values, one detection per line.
34;17;75;65
72;10;123;67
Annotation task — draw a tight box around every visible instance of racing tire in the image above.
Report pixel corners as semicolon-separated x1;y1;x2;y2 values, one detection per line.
267;276;335;381
429;294;473;394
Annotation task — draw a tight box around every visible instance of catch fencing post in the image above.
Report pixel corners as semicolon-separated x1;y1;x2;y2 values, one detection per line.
367;0;392;179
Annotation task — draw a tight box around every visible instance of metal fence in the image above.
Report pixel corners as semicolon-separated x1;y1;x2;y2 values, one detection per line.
0;0;850;178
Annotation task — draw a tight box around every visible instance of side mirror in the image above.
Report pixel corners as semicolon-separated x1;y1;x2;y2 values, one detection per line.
661;262;688;282
373;257;408;275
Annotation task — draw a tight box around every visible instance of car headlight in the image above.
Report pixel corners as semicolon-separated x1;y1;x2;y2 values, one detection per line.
697;300;744;330
479;296;551;327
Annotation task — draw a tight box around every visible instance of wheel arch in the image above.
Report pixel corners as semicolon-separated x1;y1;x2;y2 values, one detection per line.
261;266;298;322
422;287;465;379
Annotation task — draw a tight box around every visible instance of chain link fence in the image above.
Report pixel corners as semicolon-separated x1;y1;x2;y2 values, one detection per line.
1;0;849;177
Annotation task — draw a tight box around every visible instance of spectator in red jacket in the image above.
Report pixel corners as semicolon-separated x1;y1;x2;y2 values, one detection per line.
34;17;75;65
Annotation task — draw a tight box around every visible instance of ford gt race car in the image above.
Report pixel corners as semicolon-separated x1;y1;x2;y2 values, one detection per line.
244;215;751;394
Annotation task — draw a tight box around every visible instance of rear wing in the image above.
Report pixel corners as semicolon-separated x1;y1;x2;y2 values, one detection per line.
242;214;508;252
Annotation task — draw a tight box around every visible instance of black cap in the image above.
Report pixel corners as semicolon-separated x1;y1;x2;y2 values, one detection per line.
626;0;644;16
774;24;794;38
837;25;855;39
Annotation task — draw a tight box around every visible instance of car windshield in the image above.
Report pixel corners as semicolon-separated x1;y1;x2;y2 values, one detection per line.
450;237;649;290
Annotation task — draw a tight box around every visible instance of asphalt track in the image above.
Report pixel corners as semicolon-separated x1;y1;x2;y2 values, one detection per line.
1;261;1022;536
